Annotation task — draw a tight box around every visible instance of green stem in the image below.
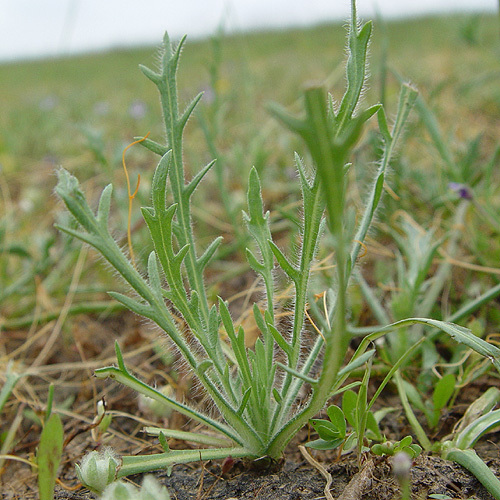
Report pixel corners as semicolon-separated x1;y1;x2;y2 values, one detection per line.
144;427;233;447
158;75;210;323
268;88;351;458
271;175;324;431
118;447;250;477
394;371;432;451
94;364;237;443
445;448;500;500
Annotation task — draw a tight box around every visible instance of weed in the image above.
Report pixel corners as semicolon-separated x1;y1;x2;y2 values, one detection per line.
54;0;500;496
36;386;64;500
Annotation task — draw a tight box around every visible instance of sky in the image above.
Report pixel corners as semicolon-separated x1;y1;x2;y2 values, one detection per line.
0;0;497;62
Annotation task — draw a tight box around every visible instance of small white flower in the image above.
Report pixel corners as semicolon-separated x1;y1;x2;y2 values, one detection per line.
391;451;412;482
101;480;138;500
75;448;121;494
100;476;171;500
139;475;171;500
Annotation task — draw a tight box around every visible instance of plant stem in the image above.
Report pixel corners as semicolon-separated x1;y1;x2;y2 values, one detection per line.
118;447;250;477
394;371;432;451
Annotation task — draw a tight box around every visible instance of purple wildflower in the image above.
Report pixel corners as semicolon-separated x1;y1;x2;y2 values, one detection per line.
448;182;472;200
128;100;147;120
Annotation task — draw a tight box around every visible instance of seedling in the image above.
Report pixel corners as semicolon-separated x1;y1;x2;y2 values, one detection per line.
36;385;64;500
401;373;456;430
306;396;385;456
372;436;422;459
342;387;384;454
307;405;347;452
306;340;422;460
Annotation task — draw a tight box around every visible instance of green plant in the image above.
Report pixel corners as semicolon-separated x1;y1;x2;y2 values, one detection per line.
459;15;481;45
0;378;64;499
392;375;500;499
438;387;500;498
55;0;500;485
307;394;385;456
341;386;384;455
0;362;21;413
306;338;423;458
0;362;24;481
401;372;456;430
307;404;348;452
0;221;54;313
355;201;470;365
354;187;500;452
0;207;123;332
36;385;64;500
371;436;422;459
